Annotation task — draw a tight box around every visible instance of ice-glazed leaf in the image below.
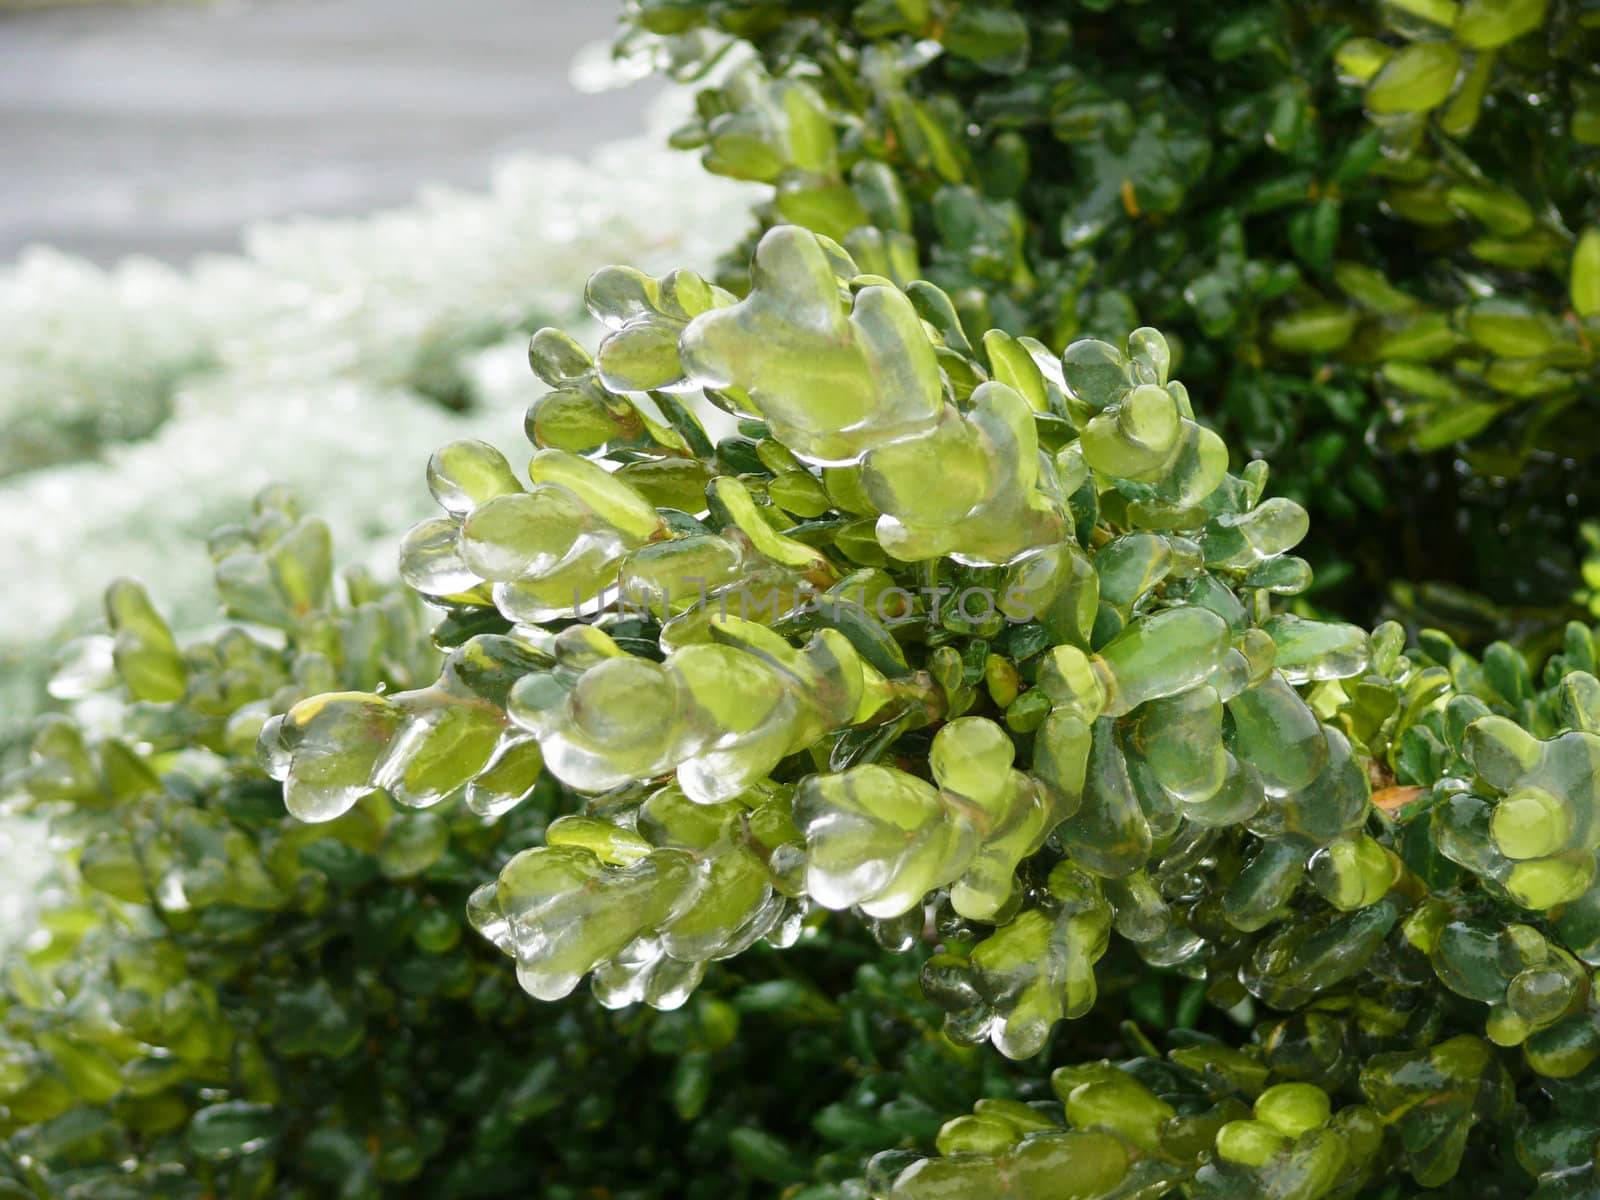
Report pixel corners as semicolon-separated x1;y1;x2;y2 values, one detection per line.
398;516;484;598
889;1130;1133;1199
471;844;699;1002
1459;718;1600;909
426;439;522;516
1203;498;1310;569
1095;607;1231;717
508;656;691;794
1260;616;1371;684
373;687;508;809
680;226;943;465
866;382;1066;565
925;861;1112;1058
1365;43;1461;115
588;265;732;393
260;692;405;822
796;764;978;918
1359;1036;1512;1187
931;717;1059;918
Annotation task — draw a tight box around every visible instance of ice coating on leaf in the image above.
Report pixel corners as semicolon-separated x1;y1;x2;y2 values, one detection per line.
470;780;801;1008
793;720;1068;928
680;226;943;465
671;642;806;804
618;534;745;617
710;474;832;573
796;764;977;918
864;382;1066;566
372;686;509;809
1037;644;1109;724
526;449;665;543
706;619;868;739
426;439;522;516
1095;607;1231;717
406;438;670;626
635;783;797;962
1081;384;1183;480
1358;1036;1512;1188
946;769;1056;921
1241;897;1400;1008
1456;717;1600;910
1053;1063;1176;1152
1125;686;1226;806
889;1130;1133;1200
398;516;482;598
259;692;405;822
796;717;1060;922
1227;675;1328;797
1061;337;1130;413
459;488;608;583
1414;915;1588;1049
472;844;699;1002
1250;725;1370;846
922;861;1112;1059
511;656;691;794
1308;835;1395;912
526;318;706;458
1061;718;1153;879
1094;533;1172;618
587;265;733;394
508;623;867;803
527;325;593;387
1003;541;1098;646
1260;615;1372;684
1203;497;1310;570
1034;709;1093;812
1062;329;1228;510
259;632;548;822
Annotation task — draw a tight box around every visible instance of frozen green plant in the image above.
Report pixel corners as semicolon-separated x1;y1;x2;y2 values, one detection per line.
622;0;1600;631
5;485;1025;1200
0;110;758;767
250;225;1600;1195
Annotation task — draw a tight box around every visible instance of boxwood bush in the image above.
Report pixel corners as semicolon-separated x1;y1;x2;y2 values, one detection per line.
5;3;1600;1197
231;223;1600;1197
0;488;1062;1199
622;0;1600;637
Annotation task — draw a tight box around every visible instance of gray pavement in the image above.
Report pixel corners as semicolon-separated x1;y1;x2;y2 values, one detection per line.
0;0;661;264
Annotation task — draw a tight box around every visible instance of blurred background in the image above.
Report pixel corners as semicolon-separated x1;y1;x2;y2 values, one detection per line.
1;0;658;262
0;0;756;940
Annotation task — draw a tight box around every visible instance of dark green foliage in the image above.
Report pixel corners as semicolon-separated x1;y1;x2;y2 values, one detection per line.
240;224;1600;1199
6;2;1600;1197
623;0;1600;632
0;492;1024;1199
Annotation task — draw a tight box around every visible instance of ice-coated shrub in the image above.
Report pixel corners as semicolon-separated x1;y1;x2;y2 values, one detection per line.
619;0;1600;630
234;225;1600;1197
0;113;759;761
1;486;1053;1199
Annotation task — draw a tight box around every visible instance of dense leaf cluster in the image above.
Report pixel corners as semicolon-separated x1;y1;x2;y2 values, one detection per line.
622;0;1600;633
5;3;1600;1197
241;224;1600;1197
0;490;1020;1199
